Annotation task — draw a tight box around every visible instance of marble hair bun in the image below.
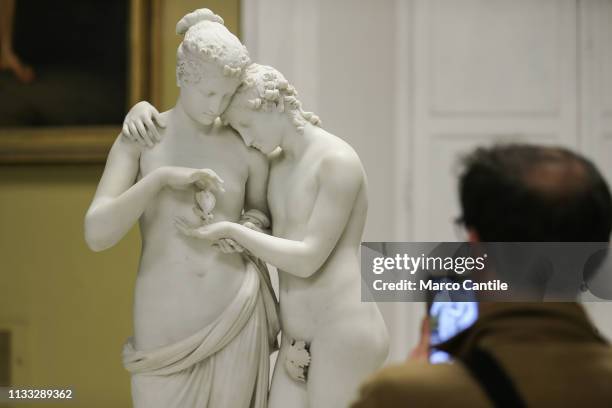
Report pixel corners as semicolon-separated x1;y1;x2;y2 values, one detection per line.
176;8;224;35
175;8;249;84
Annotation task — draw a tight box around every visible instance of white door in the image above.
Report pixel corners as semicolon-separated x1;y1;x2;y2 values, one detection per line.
411;0;579;241
243;0;612;360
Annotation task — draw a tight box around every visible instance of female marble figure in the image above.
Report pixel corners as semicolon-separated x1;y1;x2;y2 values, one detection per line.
126;64;389;408
85;10;278;408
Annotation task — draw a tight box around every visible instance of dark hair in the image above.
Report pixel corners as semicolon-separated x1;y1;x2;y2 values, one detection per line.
458;144;612;242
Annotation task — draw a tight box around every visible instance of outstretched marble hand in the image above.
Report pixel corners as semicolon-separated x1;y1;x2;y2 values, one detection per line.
193;190;246;253
174;218;233;241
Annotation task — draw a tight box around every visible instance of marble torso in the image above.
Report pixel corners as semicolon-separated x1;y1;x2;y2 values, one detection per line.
134;113;251;350
268;129;369;341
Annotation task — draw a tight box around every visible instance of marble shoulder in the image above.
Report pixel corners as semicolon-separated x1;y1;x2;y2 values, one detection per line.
319;128;362;165
317;142;363;187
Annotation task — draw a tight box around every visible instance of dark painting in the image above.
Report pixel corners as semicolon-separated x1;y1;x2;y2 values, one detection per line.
0;0;128;127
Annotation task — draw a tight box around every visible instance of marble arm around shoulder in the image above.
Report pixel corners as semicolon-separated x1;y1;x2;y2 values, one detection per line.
121;101;166;147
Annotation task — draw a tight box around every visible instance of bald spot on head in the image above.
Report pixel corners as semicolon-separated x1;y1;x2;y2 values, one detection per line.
522;148;590;201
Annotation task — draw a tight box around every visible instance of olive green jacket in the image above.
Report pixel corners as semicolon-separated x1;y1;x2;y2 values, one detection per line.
351;303;612;407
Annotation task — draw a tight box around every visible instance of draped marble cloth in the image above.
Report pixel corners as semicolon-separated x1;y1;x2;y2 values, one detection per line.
123;258;280;408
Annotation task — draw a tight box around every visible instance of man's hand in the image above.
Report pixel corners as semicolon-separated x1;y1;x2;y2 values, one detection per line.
122;101;166;147
407;316;431;362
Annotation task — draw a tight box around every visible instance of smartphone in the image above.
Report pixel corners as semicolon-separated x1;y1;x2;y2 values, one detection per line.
428;278;478;364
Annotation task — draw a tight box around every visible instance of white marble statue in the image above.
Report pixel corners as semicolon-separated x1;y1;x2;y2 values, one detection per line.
126;64;390;408
84;9;279;408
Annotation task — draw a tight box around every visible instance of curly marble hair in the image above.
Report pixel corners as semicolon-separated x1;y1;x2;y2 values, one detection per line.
230;64;321;133
175;9;250;86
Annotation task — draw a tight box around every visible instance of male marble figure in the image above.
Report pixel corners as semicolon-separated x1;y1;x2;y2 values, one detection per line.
84;9;278;408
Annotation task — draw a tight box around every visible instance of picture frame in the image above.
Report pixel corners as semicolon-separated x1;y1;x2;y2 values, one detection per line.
0;0;162;163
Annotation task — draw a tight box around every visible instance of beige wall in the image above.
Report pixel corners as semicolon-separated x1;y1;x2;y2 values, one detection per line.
0;165;139;408
0;2;239;407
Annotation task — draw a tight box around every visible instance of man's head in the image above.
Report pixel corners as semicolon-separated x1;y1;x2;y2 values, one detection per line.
458;144;612;242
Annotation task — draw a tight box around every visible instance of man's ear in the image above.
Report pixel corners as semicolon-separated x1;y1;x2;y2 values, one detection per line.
467;228;480;243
